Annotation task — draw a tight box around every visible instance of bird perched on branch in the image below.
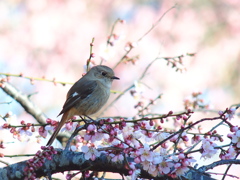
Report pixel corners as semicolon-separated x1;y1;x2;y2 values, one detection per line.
46;65;119;146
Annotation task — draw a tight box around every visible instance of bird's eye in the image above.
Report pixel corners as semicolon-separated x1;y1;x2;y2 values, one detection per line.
101;71;107;76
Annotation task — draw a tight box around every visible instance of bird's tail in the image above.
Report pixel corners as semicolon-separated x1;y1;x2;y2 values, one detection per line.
46;112;69;146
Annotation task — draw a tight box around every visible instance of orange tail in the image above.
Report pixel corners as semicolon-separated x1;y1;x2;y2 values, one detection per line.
46;112;69;146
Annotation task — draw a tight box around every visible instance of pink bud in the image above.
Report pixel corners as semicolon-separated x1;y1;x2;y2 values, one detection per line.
87;124;96;131
227;133;233;138
231;126;238;132
134;157;141;163
182;159;189;166
178;153;185;159
218;111;224;115
175;163;181;168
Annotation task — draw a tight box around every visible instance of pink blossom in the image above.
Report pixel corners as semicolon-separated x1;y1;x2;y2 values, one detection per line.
84;131;104;142
231;130;240;148
70;145;77;151
81;145;100;161
130;169;140;180
110;153;124;162
221;146;236;160
39;126;47;138
153;132;170;142
141;160;151;171
170;135;178;142
87;124;96;131
134;157;141;163
122;123;134;138
225;108;236;120
174;166;189;176
152;153;163;164
138;144;153;162
201;138;218;158
158;160;174;174
148;163;158;177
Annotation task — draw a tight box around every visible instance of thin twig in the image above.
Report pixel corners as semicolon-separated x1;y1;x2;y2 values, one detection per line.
113;5;176;69
222;153;239;180
0;73;72;86
137;5;176;43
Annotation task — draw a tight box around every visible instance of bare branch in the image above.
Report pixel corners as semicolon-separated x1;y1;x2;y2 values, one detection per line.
198;159;240;173
0;82;47;124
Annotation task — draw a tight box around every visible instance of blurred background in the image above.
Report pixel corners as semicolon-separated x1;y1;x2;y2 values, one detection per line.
0;0;240;179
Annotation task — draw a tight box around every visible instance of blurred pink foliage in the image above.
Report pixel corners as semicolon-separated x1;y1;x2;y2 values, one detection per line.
0;0;240;179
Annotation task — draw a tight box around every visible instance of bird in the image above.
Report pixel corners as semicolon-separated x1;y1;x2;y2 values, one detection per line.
46;65;119;146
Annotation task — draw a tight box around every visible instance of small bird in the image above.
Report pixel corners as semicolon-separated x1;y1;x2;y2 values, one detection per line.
46;65;119;146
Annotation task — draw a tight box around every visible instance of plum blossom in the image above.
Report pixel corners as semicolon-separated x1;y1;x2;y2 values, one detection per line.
174;165;189;176
158;159;174;174
17;129;32;141
122;123;134;138
130;169;140;180
231;130;240;148
127;162;141;180
219;107;236;120
138;144;153;162
109;153;124;162
84;131;104;142
141;160;158;177
153;132;170;142
39;126;47;138
81;145;100;161
201;138;218;159
61;121;78;132
44;125;54;131
122;124;141;147
152;153;163;164
225;108;236;120
221;146;236;160
131;80;144;100
147;162;158;177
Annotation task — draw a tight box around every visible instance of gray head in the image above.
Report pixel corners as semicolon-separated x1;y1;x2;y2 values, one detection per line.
86;65;119;86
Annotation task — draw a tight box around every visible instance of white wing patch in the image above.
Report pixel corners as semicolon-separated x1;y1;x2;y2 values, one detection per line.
72;92;79;97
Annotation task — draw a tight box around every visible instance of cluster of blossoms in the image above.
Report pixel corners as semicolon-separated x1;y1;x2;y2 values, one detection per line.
43;118;78;139
221;126;240;159
201;138;218;159
1;105;239;179
1;120;35;141
183;91;209;110
65;118;198;179
219;107;237;120
24;146;57;180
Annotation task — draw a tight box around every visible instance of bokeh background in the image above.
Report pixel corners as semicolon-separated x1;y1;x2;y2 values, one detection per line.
0;0;240;179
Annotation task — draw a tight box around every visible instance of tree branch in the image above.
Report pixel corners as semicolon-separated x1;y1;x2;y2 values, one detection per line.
0;149;217;180
0;82;47;124
198;159;240;172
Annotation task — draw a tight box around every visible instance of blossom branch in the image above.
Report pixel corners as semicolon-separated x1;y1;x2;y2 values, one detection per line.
0;148;218;180
151;111;226;151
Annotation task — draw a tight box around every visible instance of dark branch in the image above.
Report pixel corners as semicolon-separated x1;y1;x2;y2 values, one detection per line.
198;159;240;172
0;149;217;180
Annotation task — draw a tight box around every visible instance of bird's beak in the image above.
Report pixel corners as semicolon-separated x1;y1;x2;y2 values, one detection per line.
111;76;120;80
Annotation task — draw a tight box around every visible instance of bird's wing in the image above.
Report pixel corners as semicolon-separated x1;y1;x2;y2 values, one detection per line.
58;80;98;116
